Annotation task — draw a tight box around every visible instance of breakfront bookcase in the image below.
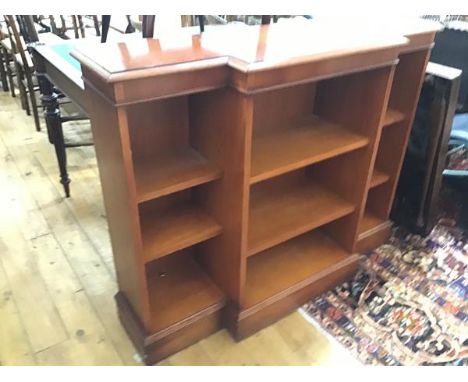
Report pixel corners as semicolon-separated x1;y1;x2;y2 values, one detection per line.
72;20;439;364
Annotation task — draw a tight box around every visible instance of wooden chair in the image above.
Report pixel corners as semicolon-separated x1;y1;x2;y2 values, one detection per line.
4;15;42;131
0;20;11;92
0;18;19;98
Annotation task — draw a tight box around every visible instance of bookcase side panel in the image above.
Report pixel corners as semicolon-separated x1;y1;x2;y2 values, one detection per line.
86;87;150;327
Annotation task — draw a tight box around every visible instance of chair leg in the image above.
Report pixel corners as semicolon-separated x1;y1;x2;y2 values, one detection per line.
15;62;29;112
0;48;9;92
25;71;41;131
3;48;15;97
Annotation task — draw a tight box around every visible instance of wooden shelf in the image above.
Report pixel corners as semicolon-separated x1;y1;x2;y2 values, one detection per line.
359;209;387;237
383;108;405;127
248;182;355;256
140;203;222;262
147;251;224;334
134;149;222;203
250;115;369;184
245;231;350;308
369;168;390;188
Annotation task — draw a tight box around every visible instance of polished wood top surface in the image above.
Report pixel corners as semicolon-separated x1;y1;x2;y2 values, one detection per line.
71;21;412;83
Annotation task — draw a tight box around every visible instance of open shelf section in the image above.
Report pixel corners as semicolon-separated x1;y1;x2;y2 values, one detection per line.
250;115;369;185
383;108;405;127
147;250;225;335
247;181;354;256
140;203;222;262
245;231;350;308
358;209;387;237
134;149;222;203
369;168;390;188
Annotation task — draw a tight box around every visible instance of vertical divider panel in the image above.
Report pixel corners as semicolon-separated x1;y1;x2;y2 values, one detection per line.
312;66;396;251
190;88;254;307
85;87;151;328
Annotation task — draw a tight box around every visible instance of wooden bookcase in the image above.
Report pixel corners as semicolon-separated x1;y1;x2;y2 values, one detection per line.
72;21;438;364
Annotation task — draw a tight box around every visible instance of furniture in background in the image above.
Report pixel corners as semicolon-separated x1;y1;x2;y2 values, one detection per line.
30;15;206;197
31;39;89;197
426;20;468;230
430;21;468;112
34;15;101;40
4;15;45;131
70;20;438;364
0;20;12;93
392;62;461;235
1;17;20;99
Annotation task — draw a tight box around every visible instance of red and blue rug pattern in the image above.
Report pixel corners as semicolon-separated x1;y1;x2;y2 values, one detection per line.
302;223;468;365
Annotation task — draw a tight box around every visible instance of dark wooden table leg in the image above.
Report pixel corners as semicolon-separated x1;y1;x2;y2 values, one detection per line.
43;84;71;197
33;47;71;197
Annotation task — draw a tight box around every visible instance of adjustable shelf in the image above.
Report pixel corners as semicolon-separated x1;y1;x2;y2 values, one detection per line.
134;149;222;203
248;177;355;256
250;115;368;184
383;108;405;127
140;202;222;262
146;250;225;335
359;209;387;236
370;168;390;188
244;230;351;309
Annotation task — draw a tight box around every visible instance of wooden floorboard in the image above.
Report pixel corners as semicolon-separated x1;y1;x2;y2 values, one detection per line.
0;91;359;366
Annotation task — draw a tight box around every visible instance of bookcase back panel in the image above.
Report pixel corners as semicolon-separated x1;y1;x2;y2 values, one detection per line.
252;83;317;134
314;67;393;137
126;96;190;160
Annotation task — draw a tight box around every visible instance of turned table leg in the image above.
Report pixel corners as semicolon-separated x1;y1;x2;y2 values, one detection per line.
35;51;71;198
43;84;70;197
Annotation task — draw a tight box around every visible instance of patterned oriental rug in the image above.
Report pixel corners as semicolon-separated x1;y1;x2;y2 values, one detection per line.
301;222;468;365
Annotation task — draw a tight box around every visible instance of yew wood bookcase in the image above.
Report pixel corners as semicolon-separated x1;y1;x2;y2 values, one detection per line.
71;21;439;364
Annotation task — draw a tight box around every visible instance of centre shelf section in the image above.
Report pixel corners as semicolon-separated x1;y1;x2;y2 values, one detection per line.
244;230;352;309
247;180;355;256
250;115;369;185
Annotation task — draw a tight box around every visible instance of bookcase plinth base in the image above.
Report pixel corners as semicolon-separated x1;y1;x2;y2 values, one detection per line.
115;292;223;365
225;254;360;341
